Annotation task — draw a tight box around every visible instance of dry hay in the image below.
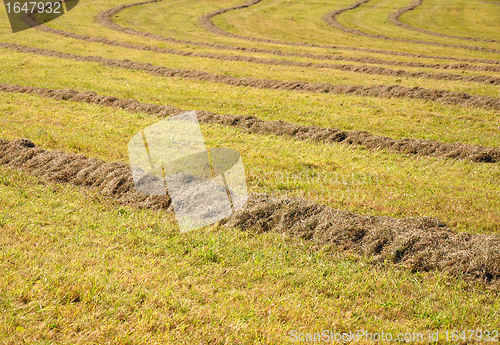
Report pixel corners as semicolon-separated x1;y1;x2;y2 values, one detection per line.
0;138;171;210
97;0;500;66
1;83;499;163
2;43;500;112
323;0;500;53
221;194;500;283
2;138;500;284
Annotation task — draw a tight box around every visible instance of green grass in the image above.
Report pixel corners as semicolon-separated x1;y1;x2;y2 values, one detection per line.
0;51;499;148
2;23;499;99
336;0;500;47
400;0;500;41
209;0;500;59
38;0;500;63
1;168;500;344
2;0;499;100
0;0;499;342
0;92;499;234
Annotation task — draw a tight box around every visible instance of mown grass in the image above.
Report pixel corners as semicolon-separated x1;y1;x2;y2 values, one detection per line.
2;0;500;102
208;0;500;59
2;0;499;67
1;167;500;344
2;19;499;100
336;0;500;48
0;50;499;149
399;0;500;41
0;0;499;342
45;7;500;82
0;91;499;234
55;0;499;65
0;0;443;69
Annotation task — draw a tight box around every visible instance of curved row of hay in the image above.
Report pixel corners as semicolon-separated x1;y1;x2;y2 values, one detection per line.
102;0;500;64
389;0;498;43
24;9;500;85
1;83;499;163
1;0;498;284
322;0;500;53
2;138;500;283
1;42;499;111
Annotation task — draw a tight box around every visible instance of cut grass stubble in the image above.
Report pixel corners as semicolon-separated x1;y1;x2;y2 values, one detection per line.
0;92;499;234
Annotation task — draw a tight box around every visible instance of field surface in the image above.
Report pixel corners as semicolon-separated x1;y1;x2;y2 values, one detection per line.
0;0;499;343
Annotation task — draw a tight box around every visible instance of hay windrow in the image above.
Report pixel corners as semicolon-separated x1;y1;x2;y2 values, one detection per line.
201;0;500;56
1;43;500;112
2;139;500;283
389;0;498;43
98;0;500;65
97;1;500;71
221;194;500;283
27;16;500;86
0;138;171;210
1;82;499;164
322;0;500;54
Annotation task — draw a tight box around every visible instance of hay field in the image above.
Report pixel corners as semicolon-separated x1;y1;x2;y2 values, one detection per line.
0;0;499;343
